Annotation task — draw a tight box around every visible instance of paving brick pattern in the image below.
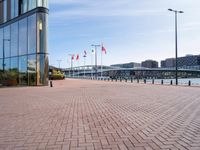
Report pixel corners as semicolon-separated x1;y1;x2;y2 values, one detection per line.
0;79;200;150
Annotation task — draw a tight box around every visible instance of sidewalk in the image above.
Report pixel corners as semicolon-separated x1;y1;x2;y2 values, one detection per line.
0;79;200;150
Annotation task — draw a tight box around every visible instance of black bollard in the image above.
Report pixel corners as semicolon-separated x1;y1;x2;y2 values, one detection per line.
131;77;133;83
50;80;53;87
125;79;127;82
137;79;139;83
144;79;146;84
152;79;154;84
116;78;117;82
188;80;191;86
170;80;173;85
161;80;163;85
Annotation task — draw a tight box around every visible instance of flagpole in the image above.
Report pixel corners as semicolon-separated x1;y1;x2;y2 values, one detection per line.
84;56;86;78
78;59;80;78
101;43;103;79
91;50;93;79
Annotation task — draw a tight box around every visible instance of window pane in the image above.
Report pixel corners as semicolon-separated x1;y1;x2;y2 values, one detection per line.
19;18;28;55
3;0;7;22
23;0;28;13
37;13;47;53
37;0;42;7
28;55;36;85
28;0;36;11
0;29;3;58
15;0;19;17
4;26;11;58
0;59;2;71
11;22;18;57
11;0;15;19
11;57;18;71
28;14;36;54
19;56;27;85
37;54;48;85
4;58;10;71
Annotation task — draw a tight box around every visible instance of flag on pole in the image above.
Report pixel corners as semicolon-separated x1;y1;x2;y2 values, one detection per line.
102;46;107;54
84;50;87;57
72;55;74;60
76;54;79;60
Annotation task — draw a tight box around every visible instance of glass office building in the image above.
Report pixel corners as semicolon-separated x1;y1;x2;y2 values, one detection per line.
0;0;49;86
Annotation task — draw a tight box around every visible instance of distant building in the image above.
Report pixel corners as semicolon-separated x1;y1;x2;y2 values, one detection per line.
141;60;158;68
161;58;175;68
161;55;200;69
111;62;141;68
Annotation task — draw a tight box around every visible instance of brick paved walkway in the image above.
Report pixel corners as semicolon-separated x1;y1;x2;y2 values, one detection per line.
0;79;200;150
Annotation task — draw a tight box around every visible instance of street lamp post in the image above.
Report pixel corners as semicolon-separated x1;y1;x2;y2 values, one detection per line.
168;8;184;85
3;39;10;73
91;44;100;78
68;54;74;77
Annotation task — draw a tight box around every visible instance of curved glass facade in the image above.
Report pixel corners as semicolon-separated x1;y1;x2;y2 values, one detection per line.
0;0;49;86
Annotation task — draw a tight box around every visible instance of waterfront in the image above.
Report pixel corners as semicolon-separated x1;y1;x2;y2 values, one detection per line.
146;78;200;86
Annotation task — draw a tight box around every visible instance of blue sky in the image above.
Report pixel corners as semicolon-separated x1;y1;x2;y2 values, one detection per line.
48;0;200;68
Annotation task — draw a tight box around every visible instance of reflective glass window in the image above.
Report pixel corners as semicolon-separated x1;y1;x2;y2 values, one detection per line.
37;0;48;8
15;0;19;17
0;29;3;58
11;0;15;19
11;22;19;57
19;18;28;55
23;0;28;13
37;0;42;7
28;14;36;54
28;0;36;11
28;54;36;85
3;26;11;58
0;59;2;71
36;54;48;85
19;56;27;85
11;57;18;71
4;58;10;71
3;0;7;22
37;13;47;53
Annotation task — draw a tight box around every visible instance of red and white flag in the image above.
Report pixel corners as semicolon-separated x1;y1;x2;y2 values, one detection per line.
83;50;87;57
102;46;107;54
71;55;74;60
76;54;79;60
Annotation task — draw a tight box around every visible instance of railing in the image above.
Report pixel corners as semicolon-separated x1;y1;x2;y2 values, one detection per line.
65;76;200;87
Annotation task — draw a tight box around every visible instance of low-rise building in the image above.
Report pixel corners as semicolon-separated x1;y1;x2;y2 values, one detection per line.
111;62;141;68
141;60;158;68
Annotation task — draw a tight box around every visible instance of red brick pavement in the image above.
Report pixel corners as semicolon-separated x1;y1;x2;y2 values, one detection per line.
0;79;200;150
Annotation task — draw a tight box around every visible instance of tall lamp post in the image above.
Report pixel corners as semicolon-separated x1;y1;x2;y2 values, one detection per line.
3;39;10;73
68;54;74;77
91;44;100;78
168;8;184;85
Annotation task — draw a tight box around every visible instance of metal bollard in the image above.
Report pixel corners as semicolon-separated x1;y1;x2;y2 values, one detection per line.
125;79;127;82
115;78;117;82
137;79;139;83
50;80;53;87
152;79;154;84
120;77;122;82
161;80;163;85
144;79;146;84
188;80;191;86
131;77;133;83
170;80;173;85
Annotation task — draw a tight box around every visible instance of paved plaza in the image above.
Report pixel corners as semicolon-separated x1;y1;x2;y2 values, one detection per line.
0;79;200;150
